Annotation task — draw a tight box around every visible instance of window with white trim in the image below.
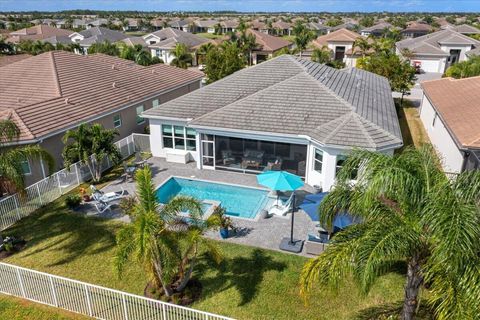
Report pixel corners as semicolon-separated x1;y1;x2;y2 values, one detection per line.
314;148;323;174
162;125;196;151
336;155;347;175
136;105;145;124
113;114;122;128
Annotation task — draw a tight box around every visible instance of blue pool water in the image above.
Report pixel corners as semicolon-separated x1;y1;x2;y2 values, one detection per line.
156;178;269;219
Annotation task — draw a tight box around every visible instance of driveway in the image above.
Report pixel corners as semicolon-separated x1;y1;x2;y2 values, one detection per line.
393;72;443;106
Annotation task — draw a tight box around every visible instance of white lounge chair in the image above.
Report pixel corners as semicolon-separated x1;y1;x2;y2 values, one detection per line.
94;200;112;213
269;193;294;216
91;186;126;203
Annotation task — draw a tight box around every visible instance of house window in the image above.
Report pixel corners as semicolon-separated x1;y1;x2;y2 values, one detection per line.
336;155;347;174
20;158;31;175
161;124;196;151
136;105;145;124
152;99;159;108
432;113;437;128
314;149;323;174
113;115;122;128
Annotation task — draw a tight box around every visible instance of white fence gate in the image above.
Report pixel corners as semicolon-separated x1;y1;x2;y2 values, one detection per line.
0;133;151;231
0;262;233;320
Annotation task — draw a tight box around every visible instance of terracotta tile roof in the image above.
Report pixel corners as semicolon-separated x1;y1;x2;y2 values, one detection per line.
7;25;72;43
0;54;31;67
246;29;291;52
312;28;362;48
0;51;203;142
422;76;480;149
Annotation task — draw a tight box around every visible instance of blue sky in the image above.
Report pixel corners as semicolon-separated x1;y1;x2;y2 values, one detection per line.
1;0;480;12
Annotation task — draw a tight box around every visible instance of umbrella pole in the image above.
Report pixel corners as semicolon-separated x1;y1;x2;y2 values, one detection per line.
290;193;295;244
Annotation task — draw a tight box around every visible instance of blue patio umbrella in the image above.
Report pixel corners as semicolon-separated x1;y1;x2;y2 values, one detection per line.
300;193;355;229
257;171;304;252
256;170;304;191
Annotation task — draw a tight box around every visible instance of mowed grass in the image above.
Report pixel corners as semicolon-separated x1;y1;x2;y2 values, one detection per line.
195;32;225;40
0;294;89;320
3;187;406;319
397;99;430;150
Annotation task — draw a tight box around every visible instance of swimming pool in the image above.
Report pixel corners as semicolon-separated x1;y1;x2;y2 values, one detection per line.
156;177;270;219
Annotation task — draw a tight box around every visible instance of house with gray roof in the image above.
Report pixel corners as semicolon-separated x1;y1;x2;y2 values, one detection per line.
142;55;402;190
69;27;128;53
143;28;210;65
396;29;480;73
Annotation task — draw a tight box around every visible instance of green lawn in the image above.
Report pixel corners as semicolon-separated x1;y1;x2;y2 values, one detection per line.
2;186;406;319
397;99;430;151
0;295;89;320
195;32;225;40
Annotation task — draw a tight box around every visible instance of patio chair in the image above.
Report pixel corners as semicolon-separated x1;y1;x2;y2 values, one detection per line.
90;185;104;195
221;150;235;165
94;200;112;214
134;152;147;168
91;187;126;203
241;149;264;169
123;162;136;180
269;192;294;216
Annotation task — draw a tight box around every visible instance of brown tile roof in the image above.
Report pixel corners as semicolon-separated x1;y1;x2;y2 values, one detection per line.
7;25;73;43
312;28;362;48
0;54;32;67
0;51;203;142
422;76;480;149
246;29;291;52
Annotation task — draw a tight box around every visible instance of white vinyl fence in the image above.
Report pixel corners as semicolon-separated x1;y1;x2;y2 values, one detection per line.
0;133;151;231
0;262;233;320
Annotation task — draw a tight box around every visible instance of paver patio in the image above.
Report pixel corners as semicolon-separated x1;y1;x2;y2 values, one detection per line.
81;157;319;256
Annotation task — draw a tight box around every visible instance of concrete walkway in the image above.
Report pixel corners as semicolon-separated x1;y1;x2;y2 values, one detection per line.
85;157;319;256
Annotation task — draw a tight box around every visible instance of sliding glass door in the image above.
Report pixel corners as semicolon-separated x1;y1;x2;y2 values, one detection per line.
201;134;215;169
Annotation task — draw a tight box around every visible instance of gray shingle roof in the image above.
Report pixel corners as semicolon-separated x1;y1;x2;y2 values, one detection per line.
146;28;209;49
396;29;480;56
79;27;127;45
143;55;402;150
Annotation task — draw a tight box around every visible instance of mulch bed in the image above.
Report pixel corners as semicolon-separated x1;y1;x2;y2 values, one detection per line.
144;278;202;306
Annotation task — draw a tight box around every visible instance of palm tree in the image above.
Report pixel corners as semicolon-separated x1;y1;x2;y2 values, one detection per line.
135;50;153;66
237;31;256;66
0;119;54;195
311;46;331;64
170;43;193;69
196;42;214;65
293;23;315;57
300;145;480;320
62;123;121;182
353;37;371;58
115;167;222;297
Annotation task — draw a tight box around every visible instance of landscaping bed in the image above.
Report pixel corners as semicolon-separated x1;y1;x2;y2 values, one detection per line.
2;185;406;320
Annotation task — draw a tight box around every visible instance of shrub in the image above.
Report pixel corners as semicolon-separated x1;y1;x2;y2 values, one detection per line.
65;194;82;209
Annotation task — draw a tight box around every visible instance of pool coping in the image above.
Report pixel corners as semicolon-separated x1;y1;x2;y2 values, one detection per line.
155;175;274;222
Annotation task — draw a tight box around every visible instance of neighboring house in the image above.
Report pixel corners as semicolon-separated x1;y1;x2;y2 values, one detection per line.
86;18;109;29
143;28;210;65
123;18;139;31
401;21;432;38
420;76;480;173
120;36;148;48
246;29;292;64
220;20;238;33
307;22;329;35
0;51;203;185
151;18;166;31
6;25;73;43
310;28;365;67
396;29;480;73
56;18;89;29
142;55;402;191
328;22;358;33
441;23;480;36
250;20;269;34
360;22;393;37
194;20;218;33
272;21;293;36
71;27;128;53
168;19;192;33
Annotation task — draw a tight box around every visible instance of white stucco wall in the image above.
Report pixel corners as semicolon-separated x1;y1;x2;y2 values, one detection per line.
440;44;474;62
419;94;464;173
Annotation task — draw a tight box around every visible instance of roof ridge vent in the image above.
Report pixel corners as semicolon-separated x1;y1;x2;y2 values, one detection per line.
112;82;117;88
65;98;70;104
112;64;116;70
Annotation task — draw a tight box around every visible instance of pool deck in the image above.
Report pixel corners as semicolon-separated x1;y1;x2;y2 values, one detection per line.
90;157;319;256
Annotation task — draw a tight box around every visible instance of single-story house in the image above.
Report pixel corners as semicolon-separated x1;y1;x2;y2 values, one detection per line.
194;20;218;34
143;28;211;65
272;21;293;36
142;55;403;191
441;23;480;36
401;21;433;39
420;76;480;173
310;28;365;67
6;25;73;43
360;22;393;37
307;22;329;35
247;29;292;64
168;19;192;33
71;27;128;53
396;29;480;73
250;20;269;34
0;51;203;185
327;22;358;33
220;20;238;33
